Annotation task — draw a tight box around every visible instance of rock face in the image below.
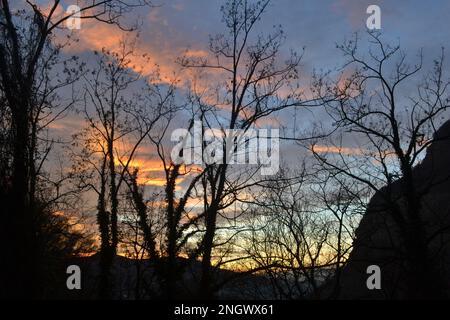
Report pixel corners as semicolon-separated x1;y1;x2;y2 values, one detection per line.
333;120;450;299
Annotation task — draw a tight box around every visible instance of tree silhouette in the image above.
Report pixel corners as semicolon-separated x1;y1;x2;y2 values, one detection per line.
0;0;149;298
311;32;450;298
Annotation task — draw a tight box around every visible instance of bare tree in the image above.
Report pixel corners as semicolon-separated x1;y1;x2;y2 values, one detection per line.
120;169;162;299
73;40;170;298
310;169;367;298
179;0;321;298
0;0;150;298
142;106;207;298
311;32;450;298
238;165;362;299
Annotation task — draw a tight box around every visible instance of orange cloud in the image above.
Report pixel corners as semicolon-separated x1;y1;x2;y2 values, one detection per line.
63;19;180;83
183;49;209;58
60;10;223;88
311;144;398;160
40;1;65;20
254;115;282;128
311;144;364;156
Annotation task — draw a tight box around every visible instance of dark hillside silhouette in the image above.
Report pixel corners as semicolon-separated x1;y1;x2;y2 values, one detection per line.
331;120;450;299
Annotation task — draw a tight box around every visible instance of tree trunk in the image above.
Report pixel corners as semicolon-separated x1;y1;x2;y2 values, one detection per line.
5;101;36;299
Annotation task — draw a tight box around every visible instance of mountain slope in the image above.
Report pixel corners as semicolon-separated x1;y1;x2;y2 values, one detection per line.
332;120;450;299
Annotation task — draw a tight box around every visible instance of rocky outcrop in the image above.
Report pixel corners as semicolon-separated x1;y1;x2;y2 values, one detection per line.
332;120;450;299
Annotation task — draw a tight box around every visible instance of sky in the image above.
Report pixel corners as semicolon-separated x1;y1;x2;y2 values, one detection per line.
27;0;450;212
66;0;450;76
50;0;450;132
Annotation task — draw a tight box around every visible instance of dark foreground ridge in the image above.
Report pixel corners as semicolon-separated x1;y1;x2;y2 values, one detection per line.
329;120;450;299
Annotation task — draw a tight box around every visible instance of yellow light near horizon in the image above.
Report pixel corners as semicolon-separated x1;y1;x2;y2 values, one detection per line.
137;177;167;187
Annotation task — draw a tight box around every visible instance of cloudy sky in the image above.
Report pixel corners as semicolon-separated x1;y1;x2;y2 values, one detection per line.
64;0;450;75
45;0;450;128
29;0;450;196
